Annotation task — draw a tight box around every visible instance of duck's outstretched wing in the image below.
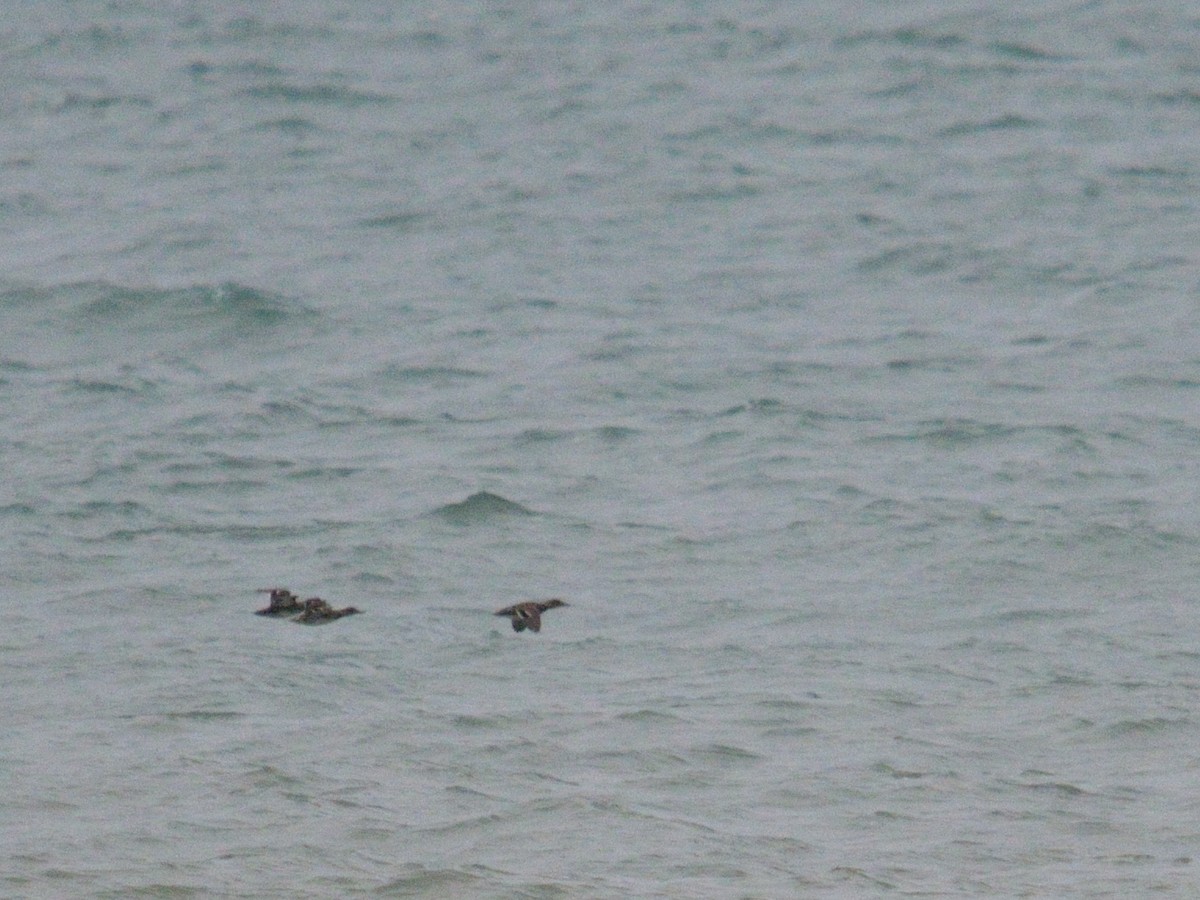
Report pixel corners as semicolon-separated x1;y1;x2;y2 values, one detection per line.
496;603;542;632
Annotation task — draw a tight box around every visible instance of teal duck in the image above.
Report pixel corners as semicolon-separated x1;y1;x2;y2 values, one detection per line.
494;599;568;633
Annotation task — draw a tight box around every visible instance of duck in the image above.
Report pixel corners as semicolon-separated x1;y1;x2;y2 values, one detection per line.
255;587;303;616
493;598;568;633
293;596;362;624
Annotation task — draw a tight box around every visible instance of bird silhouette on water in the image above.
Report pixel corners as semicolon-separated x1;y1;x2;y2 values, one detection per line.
293;597;362;624
255;587;303;616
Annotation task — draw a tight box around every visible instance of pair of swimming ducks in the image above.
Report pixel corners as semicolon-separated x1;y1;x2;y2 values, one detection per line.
255;588;361;624
255;587;568;633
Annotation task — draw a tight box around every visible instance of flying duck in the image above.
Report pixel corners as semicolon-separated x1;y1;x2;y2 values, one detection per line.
494;599;568;633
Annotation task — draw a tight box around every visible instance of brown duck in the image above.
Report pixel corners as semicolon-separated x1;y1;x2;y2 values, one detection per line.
255;587;303;616
293;596;362;624
494;599;568;633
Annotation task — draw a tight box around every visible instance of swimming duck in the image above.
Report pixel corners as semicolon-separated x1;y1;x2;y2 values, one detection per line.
494;599;568;633
255;587;303;616
293;596;362;624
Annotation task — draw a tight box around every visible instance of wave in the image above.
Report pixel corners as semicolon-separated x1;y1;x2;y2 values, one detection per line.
241;83;395;106
1;281;319;371
3;280;313;336
378;865;489;894
429;491;535;524
77;281;310;327
379;364;487;384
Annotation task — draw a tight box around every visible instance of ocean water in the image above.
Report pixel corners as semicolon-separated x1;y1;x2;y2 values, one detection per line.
3;2;1200;897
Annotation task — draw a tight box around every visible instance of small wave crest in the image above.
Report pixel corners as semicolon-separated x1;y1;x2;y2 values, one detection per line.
74;281;309;328
378;865;488;894
430;491;535;524
3;281;317;368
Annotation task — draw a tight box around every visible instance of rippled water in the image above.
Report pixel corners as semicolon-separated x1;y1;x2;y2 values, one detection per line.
4;2;1200;897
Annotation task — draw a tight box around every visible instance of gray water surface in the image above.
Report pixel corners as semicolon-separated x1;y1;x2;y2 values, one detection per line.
3;2;1200;897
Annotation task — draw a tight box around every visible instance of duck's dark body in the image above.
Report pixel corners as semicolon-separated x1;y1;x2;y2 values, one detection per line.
255;587;303;616
293;596;362;624
494;599;568;633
